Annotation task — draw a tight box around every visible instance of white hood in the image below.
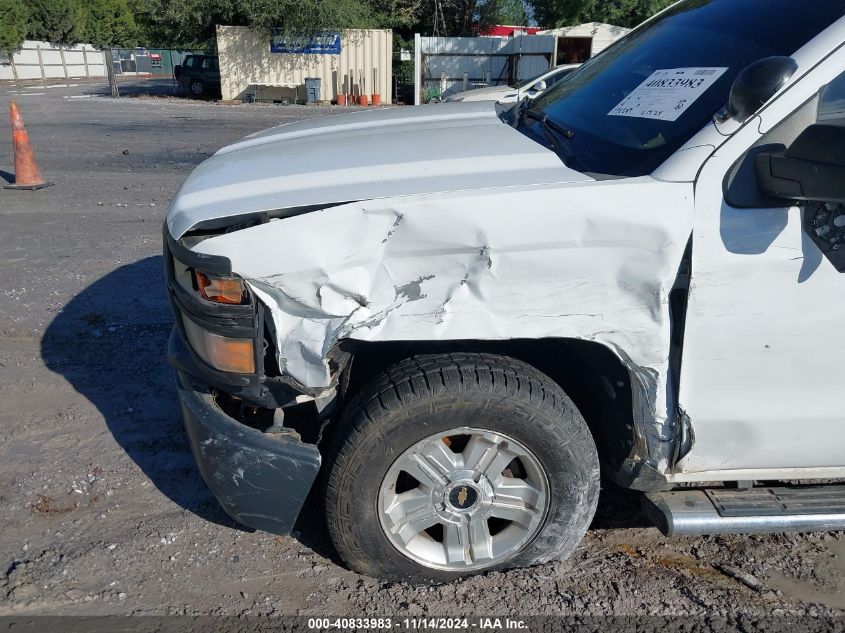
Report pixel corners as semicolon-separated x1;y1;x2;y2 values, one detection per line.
166;102;591;238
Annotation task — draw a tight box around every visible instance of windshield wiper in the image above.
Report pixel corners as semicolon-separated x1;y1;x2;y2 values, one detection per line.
525;109;575;140
524;108;576;164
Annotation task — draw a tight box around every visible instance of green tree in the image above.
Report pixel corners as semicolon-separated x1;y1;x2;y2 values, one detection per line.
411;0;528;37
370;0;423;29
413;0;477;36
0;0;27;55
78;0;138;48
479;0;528;27
134;0;422;51
132;0;240;50
26;0;83;43
528;0;674;28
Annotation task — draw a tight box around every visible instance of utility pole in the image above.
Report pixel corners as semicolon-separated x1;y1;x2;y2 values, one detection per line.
104;48;119;98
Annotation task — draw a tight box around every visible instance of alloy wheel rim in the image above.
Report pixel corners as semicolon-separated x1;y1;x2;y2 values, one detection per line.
377;427;549;571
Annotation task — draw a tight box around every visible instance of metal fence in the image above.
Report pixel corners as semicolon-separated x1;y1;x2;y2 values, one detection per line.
414;35;556;103
109;48;197;77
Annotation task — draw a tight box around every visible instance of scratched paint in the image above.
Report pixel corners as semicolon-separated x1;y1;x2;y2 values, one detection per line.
191;177;694;470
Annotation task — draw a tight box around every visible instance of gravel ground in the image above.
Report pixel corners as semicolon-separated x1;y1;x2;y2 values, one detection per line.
0;81;844;621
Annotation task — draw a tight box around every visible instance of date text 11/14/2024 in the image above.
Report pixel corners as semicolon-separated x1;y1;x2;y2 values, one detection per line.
306;618;529;630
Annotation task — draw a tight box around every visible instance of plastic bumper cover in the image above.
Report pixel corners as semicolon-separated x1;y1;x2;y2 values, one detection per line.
175;369;321;535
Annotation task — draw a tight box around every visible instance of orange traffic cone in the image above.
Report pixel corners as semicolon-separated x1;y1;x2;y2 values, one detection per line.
5;101;52;190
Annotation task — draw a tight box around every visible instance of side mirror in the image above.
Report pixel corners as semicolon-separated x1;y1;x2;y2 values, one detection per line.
174;64;182;80
533;80;547;92
755;123;845;203
720;56;798;122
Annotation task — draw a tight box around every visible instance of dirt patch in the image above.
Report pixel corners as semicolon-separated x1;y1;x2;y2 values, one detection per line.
30;495;76;516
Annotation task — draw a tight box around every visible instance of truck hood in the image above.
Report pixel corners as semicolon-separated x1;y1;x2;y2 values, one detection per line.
166;102;592;239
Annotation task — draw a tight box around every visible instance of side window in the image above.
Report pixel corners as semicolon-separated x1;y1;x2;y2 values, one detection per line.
724;68;845;272
725;68;845;208
819;72;845;122
184;56;201;69
805;71;845;271
547;69;571;87
202;57;218;72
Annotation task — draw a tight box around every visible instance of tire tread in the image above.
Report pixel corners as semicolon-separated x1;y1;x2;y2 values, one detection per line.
323;352;599;582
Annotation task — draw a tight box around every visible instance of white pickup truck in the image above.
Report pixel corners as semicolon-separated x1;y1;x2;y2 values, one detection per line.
164;0;845;583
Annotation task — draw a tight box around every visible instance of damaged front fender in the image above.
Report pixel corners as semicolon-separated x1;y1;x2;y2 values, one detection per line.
192;177;694;471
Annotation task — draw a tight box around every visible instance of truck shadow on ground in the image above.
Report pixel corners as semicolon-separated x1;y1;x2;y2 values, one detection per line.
592;482;652;530
81;78;220;101
40;255;243;531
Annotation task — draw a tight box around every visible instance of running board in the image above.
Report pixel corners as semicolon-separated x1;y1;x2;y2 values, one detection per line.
643;485;845;536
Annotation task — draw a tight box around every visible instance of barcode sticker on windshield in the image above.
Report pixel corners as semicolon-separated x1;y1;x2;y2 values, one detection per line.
608;67;728;121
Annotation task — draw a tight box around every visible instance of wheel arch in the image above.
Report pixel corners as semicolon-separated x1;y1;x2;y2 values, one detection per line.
335;337;649;485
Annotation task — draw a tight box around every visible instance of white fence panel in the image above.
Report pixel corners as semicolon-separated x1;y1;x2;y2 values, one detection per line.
64;50;85;65
0;40;107;82
41;49;63;65
44;65;64;78
15;49;39;65
12;65;41;80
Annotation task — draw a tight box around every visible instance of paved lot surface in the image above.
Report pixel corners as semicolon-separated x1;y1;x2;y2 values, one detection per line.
0;79;844;620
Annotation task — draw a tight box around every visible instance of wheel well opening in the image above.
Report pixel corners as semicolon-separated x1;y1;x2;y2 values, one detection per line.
338;338;639;474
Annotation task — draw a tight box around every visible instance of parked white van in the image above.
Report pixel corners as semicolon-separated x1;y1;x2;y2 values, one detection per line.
164;0;845;583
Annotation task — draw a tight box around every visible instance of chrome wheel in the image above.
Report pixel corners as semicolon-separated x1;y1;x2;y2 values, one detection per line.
378;427;549;571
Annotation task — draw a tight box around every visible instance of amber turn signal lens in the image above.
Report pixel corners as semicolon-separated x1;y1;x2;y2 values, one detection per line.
196;271;246;305
204;333;255;374
182;317;256;374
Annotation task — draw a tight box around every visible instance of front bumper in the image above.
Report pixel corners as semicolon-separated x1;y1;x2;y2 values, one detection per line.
176;369;321;535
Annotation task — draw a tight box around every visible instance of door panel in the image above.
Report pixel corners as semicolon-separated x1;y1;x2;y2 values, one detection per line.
677;53;845;473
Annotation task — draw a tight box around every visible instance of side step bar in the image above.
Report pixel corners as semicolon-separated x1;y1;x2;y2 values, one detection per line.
643;485;845;536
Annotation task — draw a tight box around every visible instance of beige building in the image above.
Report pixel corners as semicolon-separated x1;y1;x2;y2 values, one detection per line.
538;22;630;64
216;26;393;103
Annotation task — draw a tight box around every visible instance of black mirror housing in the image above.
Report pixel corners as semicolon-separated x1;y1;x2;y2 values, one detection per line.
726;56;798;122
755;124;845;203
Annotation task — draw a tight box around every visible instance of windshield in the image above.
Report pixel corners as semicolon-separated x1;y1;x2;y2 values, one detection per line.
518;0;844;177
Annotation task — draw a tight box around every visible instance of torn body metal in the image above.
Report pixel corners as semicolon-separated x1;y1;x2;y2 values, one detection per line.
189;177;694;472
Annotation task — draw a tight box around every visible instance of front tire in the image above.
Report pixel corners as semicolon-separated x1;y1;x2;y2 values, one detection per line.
324;353;600;583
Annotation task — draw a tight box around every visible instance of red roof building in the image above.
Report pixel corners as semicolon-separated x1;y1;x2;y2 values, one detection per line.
479;25;544;37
